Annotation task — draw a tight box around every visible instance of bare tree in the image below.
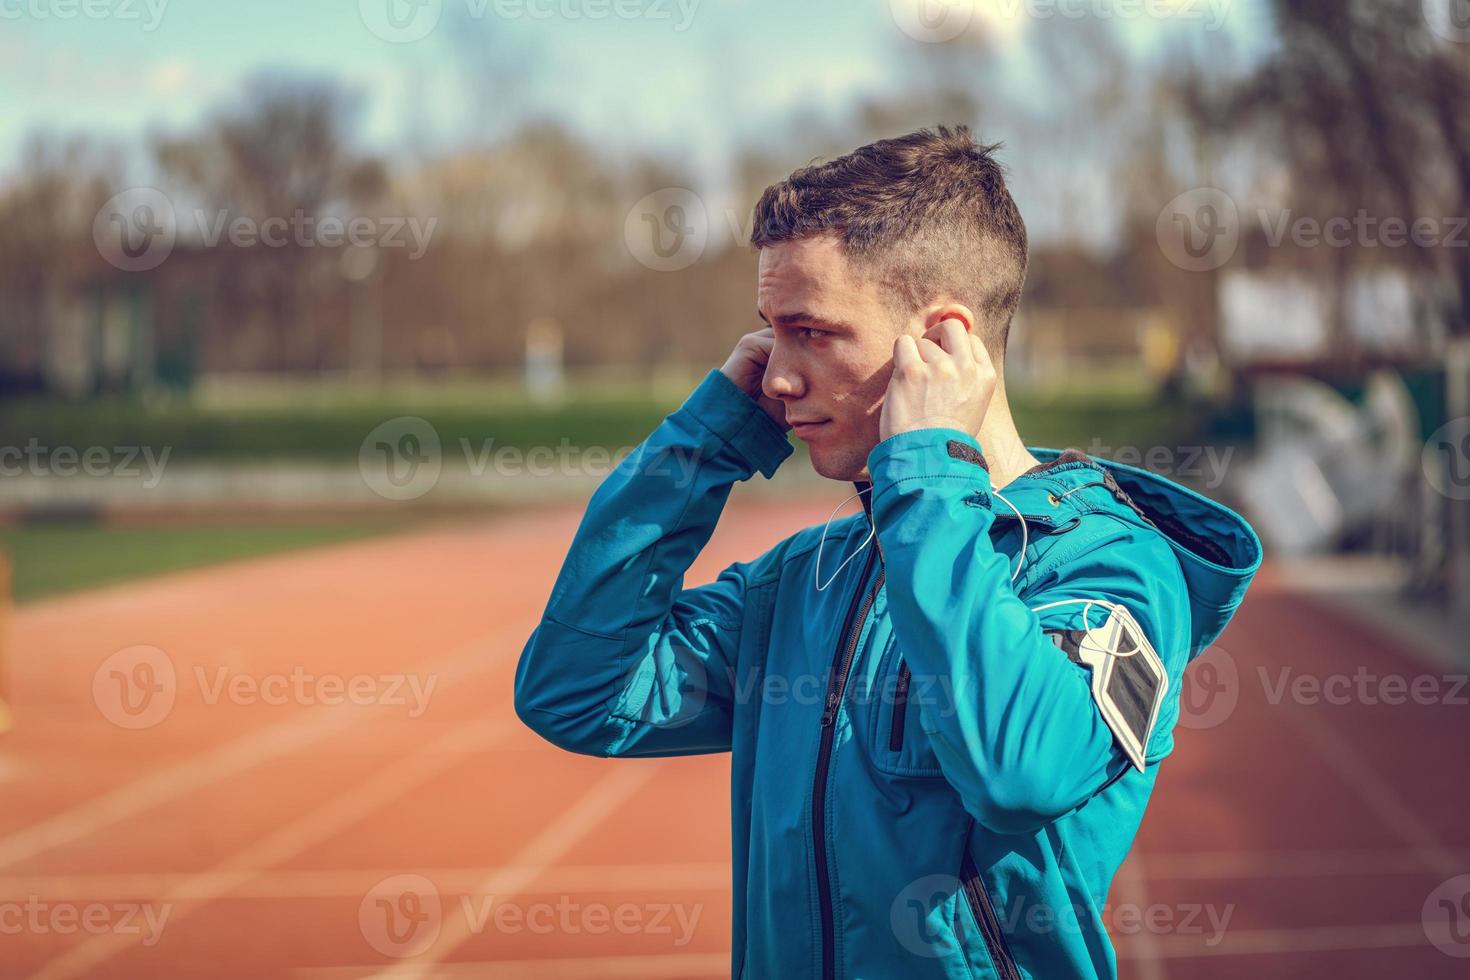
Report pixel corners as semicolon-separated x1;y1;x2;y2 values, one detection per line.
153;74;387;370
1191;0;1470;346
0;133;123;393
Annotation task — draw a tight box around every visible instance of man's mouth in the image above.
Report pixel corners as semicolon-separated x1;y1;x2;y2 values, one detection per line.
790;419;831;438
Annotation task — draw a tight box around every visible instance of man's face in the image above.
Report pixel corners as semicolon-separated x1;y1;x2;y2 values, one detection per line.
756;236;905;482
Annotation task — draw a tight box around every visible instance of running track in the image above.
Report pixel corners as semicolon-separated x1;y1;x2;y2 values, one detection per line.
0;498;1466;978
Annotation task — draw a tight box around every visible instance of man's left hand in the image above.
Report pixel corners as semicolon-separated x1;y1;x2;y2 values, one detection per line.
879;318;998;441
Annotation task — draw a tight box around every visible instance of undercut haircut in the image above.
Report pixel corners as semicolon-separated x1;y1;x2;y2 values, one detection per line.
750;125;1029;359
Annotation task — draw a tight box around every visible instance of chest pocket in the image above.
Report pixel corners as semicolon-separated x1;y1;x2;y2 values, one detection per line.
865;635;946;777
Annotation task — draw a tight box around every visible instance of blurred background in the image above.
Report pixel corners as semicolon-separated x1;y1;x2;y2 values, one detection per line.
2;0;1470;977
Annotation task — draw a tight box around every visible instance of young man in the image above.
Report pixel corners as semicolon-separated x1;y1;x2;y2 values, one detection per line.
515;126;1261;979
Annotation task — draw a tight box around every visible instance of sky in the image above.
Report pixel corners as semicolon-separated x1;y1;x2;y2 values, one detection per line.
0;1;1268;157
0;0;1271;249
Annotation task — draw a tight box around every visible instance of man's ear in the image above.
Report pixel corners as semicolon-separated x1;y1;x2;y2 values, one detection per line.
918;303;976;335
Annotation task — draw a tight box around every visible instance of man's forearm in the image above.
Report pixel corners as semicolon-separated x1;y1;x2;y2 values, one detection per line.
513;369;793;756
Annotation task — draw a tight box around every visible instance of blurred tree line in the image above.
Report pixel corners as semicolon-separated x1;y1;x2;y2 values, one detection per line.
1;0;1466;398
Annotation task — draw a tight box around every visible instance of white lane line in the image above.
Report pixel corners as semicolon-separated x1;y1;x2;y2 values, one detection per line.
300;951;730;979
0;863;733;902
0;626;516;872
28;715;519;980
371;761;668;980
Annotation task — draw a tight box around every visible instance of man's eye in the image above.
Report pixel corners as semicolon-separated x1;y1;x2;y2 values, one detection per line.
800;327;830;340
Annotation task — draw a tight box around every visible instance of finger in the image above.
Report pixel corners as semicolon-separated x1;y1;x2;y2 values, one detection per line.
893;334;921;371
936;319;973;363
969;332;993;370
916;337;946;364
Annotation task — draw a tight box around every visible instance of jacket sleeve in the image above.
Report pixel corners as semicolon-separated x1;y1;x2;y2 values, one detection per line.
867;427;1190;835
514;369;794;758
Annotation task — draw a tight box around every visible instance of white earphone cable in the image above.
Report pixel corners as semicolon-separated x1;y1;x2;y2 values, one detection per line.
813;485;876;592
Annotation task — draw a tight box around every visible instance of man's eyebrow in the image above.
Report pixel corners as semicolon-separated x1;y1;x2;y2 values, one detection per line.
756;309;853;332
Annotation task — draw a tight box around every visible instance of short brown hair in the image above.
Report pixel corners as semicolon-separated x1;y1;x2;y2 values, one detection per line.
750;125;1028;357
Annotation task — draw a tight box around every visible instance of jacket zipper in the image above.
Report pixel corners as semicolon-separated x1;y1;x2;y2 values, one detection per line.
888;657;911;752
813;544;883;980
959;849;1022;980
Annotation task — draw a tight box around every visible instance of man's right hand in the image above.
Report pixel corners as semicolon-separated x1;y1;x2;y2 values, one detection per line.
719;326;790;431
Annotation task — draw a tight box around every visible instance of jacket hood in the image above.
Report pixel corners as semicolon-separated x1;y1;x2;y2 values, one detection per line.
855;445;1262;659
1027;447;1262;659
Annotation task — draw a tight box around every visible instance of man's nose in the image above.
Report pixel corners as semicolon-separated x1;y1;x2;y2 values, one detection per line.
761;344;805;401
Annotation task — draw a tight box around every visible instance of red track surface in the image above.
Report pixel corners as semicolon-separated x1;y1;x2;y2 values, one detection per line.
0;502;1466;978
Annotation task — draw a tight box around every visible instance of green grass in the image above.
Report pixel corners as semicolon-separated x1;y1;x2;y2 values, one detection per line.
0;524;406;603
0;392;681;462
0;375;1210;464
1011;393;1198;457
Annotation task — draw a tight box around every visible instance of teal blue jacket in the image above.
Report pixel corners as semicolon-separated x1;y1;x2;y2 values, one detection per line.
515;369;1261;979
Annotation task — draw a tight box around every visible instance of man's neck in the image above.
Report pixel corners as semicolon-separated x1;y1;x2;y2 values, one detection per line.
975;382;1041;492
